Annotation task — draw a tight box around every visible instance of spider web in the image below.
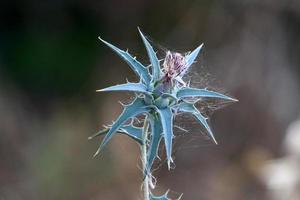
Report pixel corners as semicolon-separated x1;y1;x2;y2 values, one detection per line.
148;40;234;172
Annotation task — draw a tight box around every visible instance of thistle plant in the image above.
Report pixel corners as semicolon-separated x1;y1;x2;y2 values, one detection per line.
90;28;237;200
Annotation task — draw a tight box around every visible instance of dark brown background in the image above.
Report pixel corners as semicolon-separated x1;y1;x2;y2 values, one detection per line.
1;0;300;199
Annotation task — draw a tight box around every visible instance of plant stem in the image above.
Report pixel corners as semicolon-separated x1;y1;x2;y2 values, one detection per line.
142;115;150;200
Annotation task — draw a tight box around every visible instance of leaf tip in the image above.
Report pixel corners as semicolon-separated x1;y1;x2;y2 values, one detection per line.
137;26;143;34
177;193;183;200
98;36;111;47
98;36;104;42
93;150;100;158
208;130;218;145
197;43;204;51
225;96;239;102
167;160;171;170
137;27;148;43
167;157;174;170
213;138;218;145
232;97;239;102
96;89;104;92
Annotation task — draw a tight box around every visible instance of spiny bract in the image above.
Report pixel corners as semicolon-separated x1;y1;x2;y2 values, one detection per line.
91;28;237;199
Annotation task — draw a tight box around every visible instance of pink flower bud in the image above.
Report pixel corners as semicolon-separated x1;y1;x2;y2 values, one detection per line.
163;51;187;78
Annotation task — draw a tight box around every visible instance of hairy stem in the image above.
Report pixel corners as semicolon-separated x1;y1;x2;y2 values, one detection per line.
142;115;150;200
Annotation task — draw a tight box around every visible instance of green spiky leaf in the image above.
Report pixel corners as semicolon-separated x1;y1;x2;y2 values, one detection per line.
97;82;151;96
98;37;151;84
88;128;109;140
119;124;144;145
88;124;143;145
138;28;161;82
176;88;237;102
184;44;203;73
150;191;173;200
160;93;178;101
178;102;217;144
146;113;163;174
150;195;169;200
156;107;174;168
94;98;150;156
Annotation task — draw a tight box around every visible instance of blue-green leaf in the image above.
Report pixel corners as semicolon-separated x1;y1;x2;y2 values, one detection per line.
160;93;178;101
94;98;150;156
150;194;169;200
98;37;151;84
150;192;182;200
156;107;174;169
97;82;151;95
146;113;163;174
88;128;109;140
176;88;238;102
138;28;161;81
150;191;173;200
119;124;143;145
178;102;217;144
185;44;203;69
88;124;143;145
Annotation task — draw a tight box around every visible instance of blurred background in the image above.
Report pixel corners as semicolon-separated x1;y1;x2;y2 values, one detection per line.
1;0;300;199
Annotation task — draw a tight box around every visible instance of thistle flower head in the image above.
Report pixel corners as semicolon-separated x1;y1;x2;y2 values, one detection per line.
163;51;187;78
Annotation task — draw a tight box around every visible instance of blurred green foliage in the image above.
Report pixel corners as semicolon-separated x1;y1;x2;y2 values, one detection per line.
3;30;98;96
